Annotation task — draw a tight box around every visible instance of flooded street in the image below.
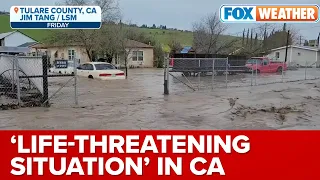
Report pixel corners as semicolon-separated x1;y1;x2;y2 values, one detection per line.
1;68;320;130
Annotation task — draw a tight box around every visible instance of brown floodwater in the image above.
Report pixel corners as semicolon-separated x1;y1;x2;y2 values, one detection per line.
1;68;320;130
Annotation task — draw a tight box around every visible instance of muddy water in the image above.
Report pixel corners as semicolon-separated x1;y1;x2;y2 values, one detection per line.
1;68;320;130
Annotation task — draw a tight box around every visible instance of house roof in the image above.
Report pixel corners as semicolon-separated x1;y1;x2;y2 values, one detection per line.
0;31;15;39
180;46;192;54
270;45;319;52
32;42;78;49
0;46;29;53
32;39;153;49
0;30;37;42
18;42;38;47
124;39;153;48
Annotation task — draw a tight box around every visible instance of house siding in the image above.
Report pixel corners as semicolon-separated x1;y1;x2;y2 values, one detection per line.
32;45;154;68
44;46;90;65
267;47;318;67
4;32;36;47
127;48;154;68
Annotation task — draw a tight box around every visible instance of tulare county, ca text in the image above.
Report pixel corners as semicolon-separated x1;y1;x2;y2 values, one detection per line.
19;7;98;21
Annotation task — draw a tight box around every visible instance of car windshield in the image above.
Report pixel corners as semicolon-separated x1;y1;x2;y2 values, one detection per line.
246;59;262;64
94;64;116;70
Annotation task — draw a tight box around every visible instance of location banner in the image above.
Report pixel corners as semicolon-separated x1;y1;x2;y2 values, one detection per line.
10;6;102;29
0;130;319;179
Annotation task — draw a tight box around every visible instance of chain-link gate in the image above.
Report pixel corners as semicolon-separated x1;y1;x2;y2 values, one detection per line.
165;57;249;92
0;54;78;110
0;54;43;109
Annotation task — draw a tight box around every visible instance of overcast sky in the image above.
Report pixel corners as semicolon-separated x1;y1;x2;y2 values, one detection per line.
2;0;320;41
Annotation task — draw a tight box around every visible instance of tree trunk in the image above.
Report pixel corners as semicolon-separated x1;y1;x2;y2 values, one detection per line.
86;49;92;62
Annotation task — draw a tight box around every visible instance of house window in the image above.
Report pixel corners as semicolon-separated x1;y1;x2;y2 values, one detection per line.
68;49;76;60
132;51;143;61
276;52;280;59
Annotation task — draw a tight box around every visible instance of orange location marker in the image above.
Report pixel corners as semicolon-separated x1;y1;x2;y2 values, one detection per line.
14;7;19;13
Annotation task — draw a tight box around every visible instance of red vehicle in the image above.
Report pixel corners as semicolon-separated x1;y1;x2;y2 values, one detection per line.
245;57;287;73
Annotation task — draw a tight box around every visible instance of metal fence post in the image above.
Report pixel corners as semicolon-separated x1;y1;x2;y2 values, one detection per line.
12;56;15;93
251;62;253;86
73;58;78;105
164;56;169;95
42;55;49;107
198;59;201;90
212;59;215;90
225;58;228;88
166;56;169;92
15;55;21;106
282;61;284;82
305;60;307;80
255;59;257;86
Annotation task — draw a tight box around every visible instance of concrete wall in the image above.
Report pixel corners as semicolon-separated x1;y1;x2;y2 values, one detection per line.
267;47;318;67
4;32;36;47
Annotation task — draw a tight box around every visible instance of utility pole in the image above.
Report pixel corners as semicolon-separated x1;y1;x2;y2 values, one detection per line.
120;20;128;79
299;36;301;46
285;30;290;63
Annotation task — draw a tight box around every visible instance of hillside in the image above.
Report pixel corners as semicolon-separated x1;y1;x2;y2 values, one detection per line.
0;15;240;50
0;15;53;42
0;15;193;46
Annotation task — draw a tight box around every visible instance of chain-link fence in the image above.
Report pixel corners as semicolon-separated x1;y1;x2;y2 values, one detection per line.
164;57;320;93
0;54;78;110
46;58;78;107
0;54;43;109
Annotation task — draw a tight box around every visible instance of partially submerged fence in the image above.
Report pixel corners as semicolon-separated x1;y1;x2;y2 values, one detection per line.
164;56;320;94
0;54;78;110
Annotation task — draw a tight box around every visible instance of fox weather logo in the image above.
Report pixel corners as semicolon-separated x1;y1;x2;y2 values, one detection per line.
220;5;257;22
220;4;319;23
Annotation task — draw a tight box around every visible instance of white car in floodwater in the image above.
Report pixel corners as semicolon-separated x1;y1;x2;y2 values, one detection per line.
77;62;125;80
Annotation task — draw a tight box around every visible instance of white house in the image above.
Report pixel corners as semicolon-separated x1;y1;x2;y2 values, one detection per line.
0;31;37;47
31;39;155;68
267;45;320;67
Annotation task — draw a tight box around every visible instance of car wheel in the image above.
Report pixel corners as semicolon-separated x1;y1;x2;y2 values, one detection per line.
277;67;283;73
253;70;260;74
182;72;191;77
217;72;224;76
88;75;93;79
200;72;207;77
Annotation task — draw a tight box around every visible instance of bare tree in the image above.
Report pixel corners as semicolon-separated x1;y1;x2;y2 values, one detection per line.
192;12;238;55
48;0;120;61
96;23;122;60
168;38;182;56
58;0;120;21
235;23;302;57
